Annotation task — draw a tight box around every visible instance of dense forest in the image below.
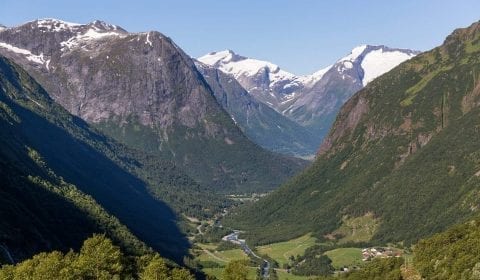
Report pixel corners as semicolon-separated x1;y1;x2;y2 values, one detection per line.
0;235;194;280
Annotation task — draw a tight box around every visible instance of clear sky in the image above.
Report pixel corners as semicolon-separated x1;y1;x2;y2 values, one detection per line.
1;0;479;75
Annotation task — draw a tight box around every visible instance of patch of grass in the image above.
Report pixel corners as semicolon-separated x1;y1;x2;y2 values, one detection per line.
203;267;257;279
197;243;218;250
324;248;363;269
465;39;480;54
216;249;249;261
276;270;315;280
196;248;248;267
330;213;379;244
256;233;317;266
401;65;453;106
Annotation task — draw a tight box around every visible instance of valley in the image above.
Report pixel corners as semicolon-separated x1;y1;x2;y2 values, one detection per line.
189;215;407;279
0;3;479;280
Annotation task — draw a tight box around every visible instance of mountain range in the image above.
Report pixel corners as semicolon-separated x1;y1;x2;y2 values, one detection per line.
199;46;419;156
2;15;480;280
195;61;319;157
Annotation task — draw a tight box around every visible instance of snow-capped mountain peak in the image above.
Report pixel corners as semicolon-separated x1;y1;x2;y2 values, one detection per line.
198;45;419;133
358;46;418;85
0;18;130;71
339;44;367;62
333;45;419;86
198;50;296;84
297;64;333;87
35;18;82;31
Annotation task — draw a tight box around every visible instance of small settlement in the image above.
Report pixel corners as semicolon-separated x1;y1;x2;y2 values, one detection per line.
361;247;402;261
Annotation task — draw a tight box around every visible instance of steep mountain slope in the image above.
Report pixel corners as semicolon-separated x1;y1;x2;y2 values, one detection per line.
195;61;318;157
199;47;418;155
0;19;306;192
414;214;480;279
0;55;199;262
228;21;480;246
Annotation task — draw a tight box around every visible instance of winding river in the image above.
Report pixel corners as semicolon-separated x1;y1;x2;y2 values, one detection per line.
222;230;270;278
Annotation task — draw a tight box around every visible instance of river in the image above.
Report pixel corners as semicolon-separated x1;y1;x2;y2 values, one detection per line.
222;230;270;279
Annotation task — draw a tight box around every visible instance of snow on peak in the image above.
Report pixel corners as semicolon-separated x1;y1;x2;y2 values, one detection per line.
198;50;296;85
0;24;7;32
198;50;241;67
340;44;367;62
145;32;153;46
35;18;81;31
335;45;418;86
88;20;120;32
199;45;417;97
360;47;417;86
298;64;332;87
0;42;49;66
59;22;126;51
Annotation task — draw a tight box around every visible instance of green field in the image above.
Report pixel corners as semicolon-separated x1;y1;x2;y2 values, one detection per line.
197;242;218;250
324;248;363;268
194;243;254;278
203;267;258;279
196;248;248;264
256;233;317;266
275;270;316;280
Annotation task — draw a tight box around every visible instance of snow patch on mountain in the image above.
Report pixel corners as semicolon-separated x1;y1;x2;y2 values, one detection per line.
36;18;81;31
340;45;367;62
360;49;416;86
60;26;125;51
0;42;48;65
297;65;332;87
145;32;153;46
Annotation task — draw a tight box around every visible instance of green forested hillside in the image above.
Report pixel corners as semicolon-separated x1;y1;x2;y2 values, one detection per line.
0;235;194;280
414;215;480;279
228;21;480;246
312;215;480;279
0;55;222;262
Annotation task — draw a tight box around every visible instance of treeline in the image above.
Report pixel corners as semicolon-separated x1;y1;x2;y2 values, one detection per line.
0;234;194;280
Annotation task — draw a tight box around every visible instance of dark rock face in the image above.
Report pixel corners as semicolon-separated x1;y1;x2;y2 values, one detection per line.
0;19;305;192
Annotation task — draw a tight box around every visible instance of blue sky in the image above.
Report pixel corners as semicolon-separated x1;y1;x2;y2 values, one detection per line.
1;0;479;75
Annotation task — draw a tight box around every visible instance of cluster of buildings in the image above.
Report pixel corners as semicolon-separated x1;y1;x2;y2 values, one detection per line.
361;247;401;261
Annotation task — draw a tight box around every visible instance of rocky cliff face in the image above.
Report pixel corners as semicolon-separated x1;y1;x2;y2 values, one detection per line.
0;19;306;192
